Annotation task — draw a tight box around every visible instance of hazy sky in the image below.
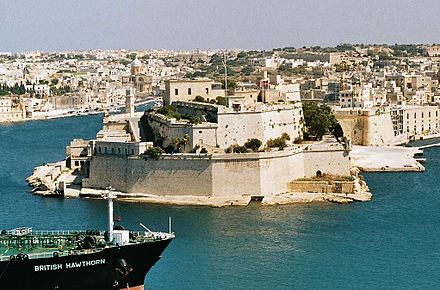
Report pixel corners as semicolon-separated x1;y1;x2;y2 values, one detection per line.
1;0;440;52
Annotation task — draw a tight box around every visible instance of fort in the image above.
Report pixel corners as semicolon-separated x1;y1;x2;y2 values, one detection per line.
27;81;373;206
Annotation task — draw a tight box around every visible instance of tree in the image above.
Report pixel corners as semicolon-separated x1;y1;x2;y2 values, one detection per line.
241;66;255;76
210;54;223;65
281;133;290;141
194;96;205;102
237;51;247;58
216;96;227;106
221;79;237;90
302;103;341;140
181;134;190;152
225;144;248;153
266;133;291;149
144;147;165;160
244;138;262;152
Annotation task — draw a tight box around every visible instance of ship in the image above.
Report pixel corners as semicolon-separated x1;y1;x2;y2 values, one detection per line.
0;192;174;289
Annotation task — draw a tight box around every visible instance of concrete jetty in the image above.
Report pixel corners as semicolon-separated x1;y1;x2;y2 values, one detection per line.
350;146;425;172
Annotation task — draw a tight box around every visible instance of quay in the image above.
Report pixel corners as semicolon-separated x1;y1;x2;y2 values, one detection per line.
350;145;425;172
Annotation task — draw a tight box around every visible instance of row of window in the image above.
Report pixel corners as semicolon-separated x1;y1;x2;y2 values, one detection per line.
406;123;438;133
407;111;438;119
96;146;135;155
174;88;210;96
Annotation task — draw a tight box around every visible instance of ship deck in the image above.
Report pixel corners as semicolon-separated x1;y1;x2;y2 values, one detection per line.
0;228;173;261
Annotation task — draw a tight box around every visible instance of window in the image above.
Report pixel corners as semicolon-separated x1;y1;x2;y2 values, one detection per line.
206;88;209;94
414;113;417;118
188;88;192;95
422;112;424;118
118;148;121;154
104;147;107;153
98;147;101;153
175;88;178;95
131;149;134;155
429;112;431;118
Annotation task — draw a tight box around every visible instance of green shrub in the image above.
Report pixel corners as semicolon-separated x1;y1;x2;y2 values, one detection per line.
244;138;262;152
144;147;165;160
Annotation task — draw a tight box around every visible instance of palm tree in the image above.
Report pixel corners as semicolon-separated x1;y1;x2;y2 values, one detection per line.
180;134;190;152
173;137;182;152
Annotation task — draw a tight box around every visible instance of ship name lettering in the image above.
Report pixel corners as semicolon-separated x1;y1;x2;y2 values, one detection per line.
65;259;106;269
34;264;63;271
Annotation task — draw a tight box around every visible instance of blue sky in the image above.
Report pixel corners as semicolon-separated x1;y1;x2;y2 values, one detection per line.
1;0;439;52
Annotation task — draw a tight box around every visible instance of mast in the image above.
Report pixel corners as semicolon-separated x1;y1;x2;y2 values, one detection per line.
105;187;115;243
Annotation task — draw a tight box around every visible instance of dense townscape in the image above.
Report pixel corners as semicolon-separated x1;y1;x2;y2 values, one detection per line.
2;44;440;146
2;44;439;205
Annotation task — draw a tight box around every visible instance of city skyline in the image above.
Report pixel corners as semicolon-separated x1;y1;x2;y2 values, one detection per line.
1;0;440;52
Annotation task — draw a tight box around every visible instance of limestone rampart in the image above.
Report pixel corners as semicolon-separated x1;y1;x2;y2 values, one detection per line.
335;109;395;146
83;149;300;196
83;146;349;197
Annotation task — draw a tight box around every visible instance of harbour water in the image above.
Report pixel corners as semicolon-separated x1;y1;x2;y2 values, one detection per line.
1;115;440;289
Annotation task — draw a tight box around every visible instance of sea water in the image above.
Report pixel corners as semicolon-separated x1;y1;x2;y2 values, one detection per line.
0;115;439;289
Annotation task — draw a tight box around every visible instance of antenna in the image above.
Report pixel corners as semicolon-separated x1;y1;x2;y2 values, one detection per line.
223;52;228;98
168;217;172;234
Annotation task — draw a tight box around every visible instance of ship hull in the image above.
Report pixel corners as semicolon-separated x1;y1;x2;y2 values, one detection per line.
0;238;172;289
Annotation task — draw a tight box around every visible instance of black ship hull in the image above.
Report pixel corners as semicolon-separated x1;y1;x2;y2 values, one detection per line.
0;238;172;289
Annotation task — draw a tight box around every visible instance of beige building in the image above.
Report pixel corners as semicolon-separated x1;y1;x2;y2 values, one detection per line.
0;97;26;122
48;94;88;110
164;78;224;105
401;106;440;136
421;45;440;57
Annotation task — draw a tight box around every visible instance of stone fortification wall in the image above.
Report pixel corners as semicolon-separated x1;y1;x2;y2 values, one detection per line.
83;155;214;196
367;111;395;145
216;103;303;148
83;148;308;197
147;114;193;148
173;101;218;123
303;147;351;177
288;180;354;194
211;149;305;196
335;109;395;146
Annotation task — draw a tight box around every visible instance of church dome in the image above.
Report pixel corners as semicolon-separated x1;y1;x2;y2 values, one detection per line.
131;58;142;67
